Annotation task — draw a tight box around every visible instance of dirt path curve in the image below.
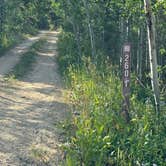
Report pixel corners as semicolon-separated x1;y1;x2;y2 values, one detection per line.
0;31;68;165
0;31;47;77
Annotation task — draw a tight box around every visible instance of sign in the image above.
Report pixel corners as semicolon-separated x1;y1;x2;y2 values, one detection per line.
122;44;131;122
123;44;131;95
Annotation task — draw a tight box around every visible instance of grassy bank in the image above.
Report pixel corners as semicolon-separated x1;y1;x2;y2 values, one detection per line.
0;34;24;57
57;31;166;166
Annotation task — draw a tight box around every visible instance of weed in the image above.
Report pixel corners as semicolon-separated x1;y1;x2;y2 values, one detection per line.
58;30;166;166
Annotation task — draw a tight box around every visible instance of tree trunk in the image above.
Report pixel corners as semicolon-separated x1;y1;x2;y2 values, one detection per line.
137;27;143;79
144;0;160;112
82;0;96;58
139;27;143;79
137;28;140;75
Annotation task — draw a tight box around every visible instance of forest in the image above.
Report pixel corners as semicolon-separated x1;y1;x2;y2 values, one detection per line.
0;0;166;165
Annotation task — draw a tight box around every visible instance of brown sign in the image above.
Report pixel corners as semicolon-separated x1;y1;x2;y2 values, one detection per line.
123;44;131;96
122;44;131;122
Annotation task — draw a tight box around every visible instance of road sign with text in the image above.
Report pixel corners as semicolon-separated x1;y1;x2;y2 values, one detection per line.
123;44;131;96
122;44;131;121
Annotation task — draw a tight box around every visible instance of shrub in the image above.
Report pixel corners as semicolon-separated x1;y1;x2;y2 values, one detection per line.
57;30;166;166
62;60;166;166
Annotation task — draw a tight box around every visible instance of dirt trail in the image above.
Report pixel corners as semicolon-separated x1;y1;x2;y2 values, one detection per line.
0;31;68;165
0;31;47;77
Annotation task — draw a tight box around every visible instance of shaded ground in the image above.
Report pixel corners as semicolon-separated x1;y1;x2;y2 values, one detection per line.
0;31;69;165
0;31;47;77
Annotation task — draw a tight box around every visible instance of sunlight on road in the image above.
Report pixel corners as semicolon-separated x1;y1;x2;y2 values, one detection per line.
0;32;69;165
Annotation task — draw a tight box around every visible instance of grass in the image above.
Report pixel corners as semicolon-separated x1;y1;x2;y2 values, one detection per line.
5;39;46;80
61;62;166;166
0;29;39;57
0;35;24;57
57;31;166;166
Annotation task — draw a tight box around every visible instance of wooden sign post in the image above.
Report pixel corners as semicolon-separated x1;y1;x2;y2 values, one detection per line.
122;44;131;122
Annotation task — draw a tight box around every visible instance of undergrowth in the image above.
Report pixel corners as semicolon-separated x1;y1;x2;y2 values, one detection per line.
0;28;38;56
0;34;24;57
57;31;166;166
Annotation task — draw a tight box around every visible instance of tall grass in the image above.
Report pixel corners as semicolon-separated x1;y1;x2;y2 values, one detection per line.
58;31;166;166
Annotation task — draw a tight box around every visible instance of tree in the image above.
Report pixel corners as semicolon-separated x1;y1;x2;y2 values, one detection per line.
144;0;160;112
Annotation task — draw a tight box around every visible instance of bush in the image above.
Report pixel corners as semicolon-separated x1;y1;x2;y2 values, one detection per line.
57;30;80;75
62;60;166;166
57;30;166;166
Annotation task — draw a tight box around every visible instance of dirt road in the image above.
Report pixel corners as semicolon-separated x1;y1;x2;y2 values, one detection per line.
0;31;68;165
0;31;47;77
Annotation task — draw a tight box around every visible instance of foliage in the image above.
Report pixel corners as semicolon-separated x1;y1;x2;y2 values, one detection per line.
0;0;56;53
54;0;166;92
56;20;166;165
0;0;165;165
57;30;79;75
61;59;166;166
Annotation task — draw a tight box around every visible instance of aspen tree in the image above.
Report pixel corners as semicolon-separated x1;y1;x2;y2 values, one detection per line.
144;0;160;112
82;0;96;58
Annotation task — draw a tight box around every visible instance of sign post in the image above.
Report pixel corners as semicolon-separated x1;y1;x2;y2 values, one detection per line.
122;44;131;122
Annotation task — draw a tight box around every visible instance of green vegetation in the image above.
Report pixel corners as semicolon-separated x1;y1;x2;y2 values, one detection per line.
0;35;25;57
56;0;166;164
67;64;166;165
0;0;165;165
58;38;166;166
0;0;57;53
6;40;45;79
